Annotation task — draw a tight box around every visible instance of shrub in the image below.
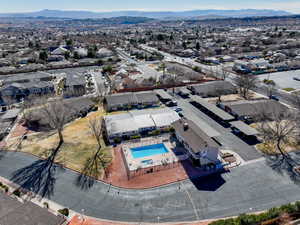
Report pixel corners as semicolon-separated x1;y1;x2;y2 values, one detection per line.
150;130;161;136
113;137;121;144
13;189;21;197
0;182;9;193
210;202;300;225
130;135;141;140
43;202;49;209
58;208;69;217
283;87;295;92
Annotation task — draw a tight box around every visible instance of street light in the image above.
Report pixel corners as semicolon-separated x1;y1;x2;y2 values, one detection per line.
81;209;85;224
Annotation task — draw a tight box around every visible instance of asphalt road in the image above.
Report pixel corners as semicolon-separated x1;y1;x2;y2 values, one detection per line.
0;151;299;223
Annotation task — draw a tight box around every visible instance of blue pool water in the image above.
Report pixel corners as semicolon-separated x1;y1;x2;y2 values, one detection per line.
130;143;169;159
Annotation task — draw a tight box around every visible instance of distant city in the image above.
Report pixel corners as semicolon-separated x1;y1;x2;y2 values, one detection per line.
0;6;300;225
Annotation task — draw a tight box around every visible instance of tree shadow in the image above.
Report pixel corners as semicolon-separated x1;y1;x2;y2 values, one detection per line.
0;148;6;160
266;152;300;184
75;149;110;190
10;142;63;198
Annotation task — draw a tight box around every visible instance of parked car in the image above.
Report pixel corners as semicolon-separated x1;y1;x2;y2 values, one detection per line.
174;108;183;112
293;77;300;81
269;95;279;101
178;112;184;118
166;100;177;107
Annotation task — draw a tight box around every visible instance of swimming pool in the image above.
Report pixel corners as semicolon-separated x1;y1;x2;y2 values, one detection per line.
130;143;169;159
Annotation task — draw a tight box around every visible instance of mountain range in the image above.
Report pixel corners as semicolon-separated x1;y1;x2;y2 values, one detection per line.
0;9;292;20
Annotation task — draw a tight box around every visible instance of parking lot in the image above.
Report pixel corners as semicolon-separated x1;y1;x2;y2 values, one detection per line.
164;90;262;161
258;69;300;90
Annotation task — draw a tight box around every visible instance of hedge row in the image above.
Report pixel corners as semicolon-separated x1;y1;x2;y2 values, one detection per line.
210;201;300;225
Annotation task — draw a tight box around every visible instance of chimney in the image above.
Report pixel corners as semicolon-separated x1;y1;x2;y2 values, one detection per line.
183;122;189;131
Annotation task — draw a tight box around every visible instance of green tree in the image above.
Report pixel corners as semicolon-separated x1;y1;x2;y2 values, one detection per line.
87;47;96;58
73;51;80;59
196;42;200;51
28;41;34;48
39;51;48;61
66;39;73;47
102;65;113;74
64;51;70;60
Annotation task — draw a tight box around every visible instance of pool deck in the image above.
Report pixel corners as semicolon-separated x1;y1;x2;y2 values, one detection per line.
122;141;181;172
102;146;221;189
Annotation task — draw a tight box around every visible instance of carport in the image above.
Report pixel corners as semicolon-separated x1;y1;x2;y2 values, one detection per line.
178;87;190;98
230;121;259;136
155;89;173;102
190;96;234;121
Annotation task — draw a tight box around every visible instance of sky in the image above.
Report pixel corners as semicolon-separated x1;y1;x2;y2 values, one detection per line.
1;0;300;13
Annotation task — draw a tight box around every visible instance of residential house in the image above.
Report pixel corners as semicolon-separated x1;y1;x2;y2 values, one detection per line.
96;48;114;58
220;99;288;122
172;119;222;167
188;81;237;97
0;81;55;104
104;108;180;143
51;46;69;55
24;97;94;131
54;73;86;98
104;91;159;112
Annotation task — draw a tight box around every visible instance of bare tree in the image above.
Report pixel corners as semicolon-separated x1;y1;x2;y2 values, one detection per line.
41;99;69;145
76;117;111;190
266;80;276;97
215;87;228;104
220;66;230;80
257;109;300;182
88;117;103;150
233;75;258;99
258;111;297;156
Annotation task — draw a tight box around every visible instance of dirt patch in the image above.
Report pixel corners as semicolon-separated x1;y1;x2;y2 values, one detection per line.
207;91;265;104
6;108;112;177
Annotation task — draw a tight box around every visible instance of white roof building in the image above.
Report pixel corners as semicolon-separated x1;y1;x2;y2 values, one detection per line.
51;47;69;55
96;48;114;58
104;108;180;138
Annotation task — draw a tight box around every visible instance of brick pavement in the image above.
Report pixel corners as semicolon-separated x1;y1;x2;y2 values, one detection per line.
102;147;213;189
69;215;211;225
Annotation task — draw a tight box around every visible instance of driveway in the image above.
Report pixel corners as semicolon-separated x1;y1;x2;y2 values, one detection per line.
0;151;299;223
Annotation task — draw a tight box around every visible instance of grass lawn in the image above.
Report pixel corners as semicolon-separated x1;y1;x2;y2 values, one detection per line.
8;107;112;179
282;87;296;92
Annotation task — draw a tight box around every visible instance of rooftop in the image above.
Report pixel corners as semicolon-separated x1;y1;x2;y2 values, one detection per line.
223;99;288;117
190;95;234;121
172;119;221;155
104;108;180;136
0;192;65;225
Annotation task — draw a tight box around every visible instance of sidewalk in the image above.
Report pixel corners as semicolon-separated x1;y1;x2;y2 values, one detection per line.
69;214;212;225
